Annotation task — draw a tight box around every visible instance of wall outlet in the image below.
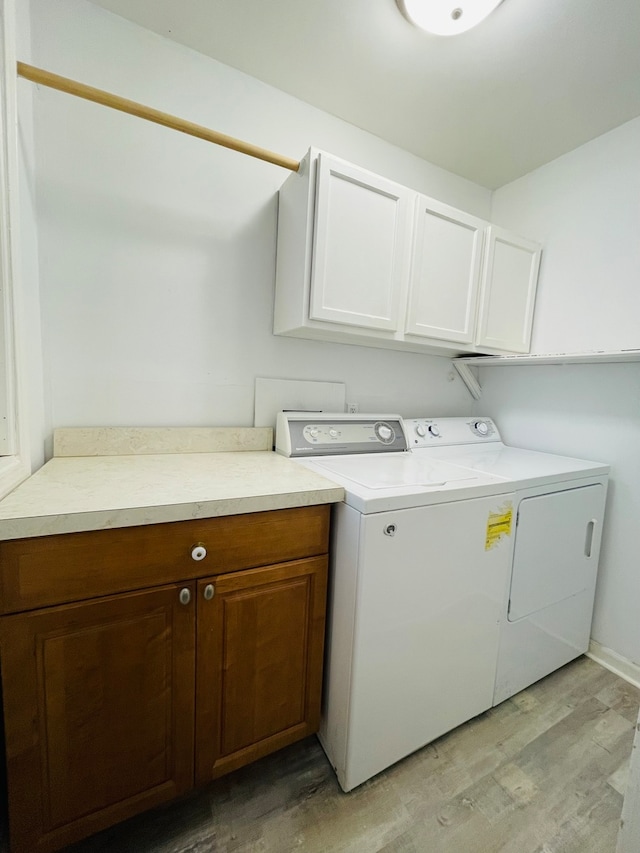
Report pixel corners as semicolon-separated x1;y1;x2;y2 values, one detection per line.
346;403;359;414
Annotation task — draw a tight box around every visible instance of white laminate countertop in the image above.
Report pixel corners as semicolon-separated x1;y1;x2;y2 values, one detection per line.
0;451;344;541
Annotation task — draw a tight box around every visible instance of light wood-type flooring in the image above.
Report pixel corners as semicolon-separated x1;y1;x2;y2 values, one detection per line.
52;657;640;853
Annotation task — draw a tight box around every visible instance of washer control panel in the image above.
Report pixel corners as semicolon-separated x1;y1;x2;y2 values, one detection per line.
405;417;501;448
276;413;407;457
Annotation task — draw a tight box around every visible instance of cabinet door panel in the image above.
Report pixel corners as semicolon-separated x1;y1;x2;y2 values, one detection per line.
0;585;195;853
221;577;308;753
405;197;485;343
309;153;412;331
195;557;327;784
476;226;541;353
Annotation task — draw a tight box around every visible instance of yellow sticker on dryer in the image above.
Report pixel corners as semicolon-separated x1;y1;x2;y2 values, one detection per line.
486;502;513;550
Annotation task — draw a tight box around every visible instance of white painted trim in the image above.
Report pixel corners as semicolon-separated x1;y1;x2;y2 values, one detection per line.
0;0;31;496
616;709;640;853
587;639;640;690
0;0;16;454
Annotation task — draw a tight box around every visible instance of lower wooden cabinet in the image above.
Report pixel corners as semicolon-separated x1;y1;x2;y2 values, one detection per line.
0;506;330;853
0;584;196;853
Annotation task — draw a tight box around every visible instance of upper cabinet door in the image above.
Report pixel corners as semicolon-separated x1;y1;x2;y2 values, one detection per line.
309;153;413;332
405;197;486;344
476;226;541;353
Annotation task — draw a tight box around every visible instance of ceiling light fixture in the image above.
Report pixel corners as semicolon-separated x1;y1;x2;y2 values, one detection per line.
397;0;504;36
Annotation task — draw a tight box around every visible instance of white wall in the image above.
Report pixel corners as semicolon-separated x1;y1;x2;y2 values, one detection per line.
25;0;491;457
492;116;640;355
482;119;640;667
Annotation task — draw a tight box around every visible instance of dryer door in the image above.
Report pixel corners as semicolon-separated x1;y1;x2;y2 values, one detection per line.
508;484;606;622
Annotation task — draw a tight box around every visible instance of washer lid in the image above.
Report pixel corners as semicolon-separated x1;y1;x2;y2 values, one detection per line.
298;453;512;512
311;453;487;489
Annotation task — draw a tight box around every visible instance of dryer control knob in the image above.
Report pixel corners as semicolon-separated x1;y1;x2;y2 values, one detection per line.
428;424;441;437
415;424;426;437
474;421;489;436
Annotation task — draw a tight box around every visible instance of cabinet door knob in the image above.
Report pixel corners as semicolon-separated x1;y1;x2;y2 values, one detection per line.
179;588;192;605
203;583;215;601
191;544;207;561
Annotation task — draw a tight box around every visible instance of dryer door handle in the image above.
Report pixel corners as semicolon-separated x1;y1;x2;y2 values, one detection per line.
585;519;597;558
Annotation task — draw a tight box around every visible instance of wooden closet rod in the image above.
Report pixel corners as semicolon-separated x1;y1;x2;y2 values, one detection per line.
16;61;301;172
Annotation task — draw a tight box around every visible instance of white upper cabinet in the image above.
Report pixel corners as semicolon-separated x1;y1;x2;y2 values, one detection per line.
476;227;541;353
309;154;413;332
405;198;485;344
273;149;541;357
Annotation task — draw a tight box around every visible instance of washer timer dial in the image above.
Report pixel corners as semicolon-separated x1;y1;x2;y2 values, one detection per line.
374;422;396;444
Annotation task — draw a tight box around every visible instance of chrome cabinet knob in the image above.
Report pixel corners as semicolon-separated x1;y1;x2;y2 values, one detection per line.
179;588;191;605
203;583;215;600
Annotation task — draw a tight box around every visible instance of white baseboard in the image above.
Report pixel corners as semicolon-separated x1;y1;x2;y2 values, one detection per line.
588;640;640;690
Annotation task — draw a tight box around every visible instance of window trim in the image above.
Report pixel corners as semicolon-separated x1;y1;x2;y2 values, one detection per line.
0;0;32;498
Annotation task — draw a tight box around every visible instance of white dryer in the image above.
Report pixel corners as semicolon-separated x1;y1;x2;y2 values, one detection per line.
405;417;610;705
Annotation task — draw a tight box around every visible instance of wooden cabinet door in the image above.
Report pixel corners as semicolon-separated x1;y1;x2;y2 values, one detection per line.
309;152;413;332
405;195;486;344
475;226;541;353
195;556;328;785
0;584;196;853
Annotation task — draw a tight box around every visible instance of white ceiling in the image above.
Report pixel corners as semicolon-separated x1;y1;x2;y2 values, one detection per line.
87;0;640;188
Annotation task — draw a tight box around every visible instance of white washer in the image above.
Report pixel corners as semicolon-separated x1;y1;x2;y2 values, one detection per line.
276;412;515;792
404;416;610;706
